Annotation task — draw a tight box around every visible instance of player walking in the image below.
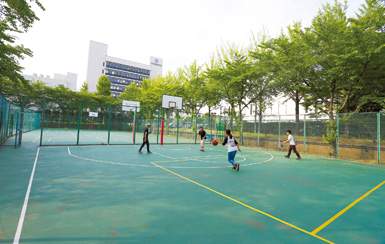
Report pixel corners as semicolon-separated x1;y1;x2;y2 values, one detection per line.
139;124;151;153
283;129;301;160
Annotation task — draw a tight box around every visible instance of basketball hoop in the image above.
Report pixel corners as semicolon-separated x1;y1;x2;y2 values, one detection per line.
168;101;176;109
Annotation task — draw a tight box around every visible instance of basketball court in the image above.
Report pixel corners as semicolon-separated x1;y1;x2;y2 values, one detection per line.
1;95;385;244
1;129;385;244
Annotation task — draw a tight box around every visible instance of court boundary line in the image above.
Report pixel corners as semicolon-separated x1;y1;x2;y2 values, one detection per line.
312;179;385;235
13;147;40;244
151;161;333;244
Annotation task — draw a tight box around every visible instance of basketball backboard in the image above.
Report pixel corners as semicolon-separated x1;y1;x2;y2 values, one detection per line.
162;95;182;110
122;100;140;112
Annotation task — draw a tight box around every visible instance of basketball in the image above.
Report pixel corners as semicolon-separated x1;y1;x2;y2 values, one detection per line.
212;138;219;146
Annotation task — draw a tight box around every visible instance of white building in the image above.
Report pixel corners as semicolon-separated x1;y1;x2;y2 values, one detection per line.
23;72;78;91
86;40;163;97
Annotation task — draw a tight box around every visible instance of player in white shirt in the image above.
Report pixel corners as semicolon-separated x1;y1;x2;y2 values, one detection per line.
283;129;301;160
222;129;241;171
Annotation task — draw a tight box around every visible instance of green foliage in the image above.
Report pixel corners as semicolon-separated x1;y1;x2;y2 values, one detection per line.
206;46;255;127
179;61;207;116
323;120;337;156
0;0;44;82
96;75;111;96
303;0;385;116
119;74;183;118
80;81;89;93
260;23;313;121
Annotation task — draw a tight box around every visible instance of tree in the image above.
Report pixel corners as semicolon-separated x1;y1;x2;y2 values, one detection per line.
262;23;313;123
0;0;44;82
80;81;89;93
120;82;141;101
180;61;207;117
0;0;44;145
248;39;277;132
346;0;385;111
301;1;360;156
206;46;255;129
204;74;221;115
96;75;111;96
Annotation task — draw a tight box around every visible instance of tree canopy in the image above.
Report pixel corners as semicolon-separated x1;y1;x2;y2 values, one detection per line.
1;0;384;121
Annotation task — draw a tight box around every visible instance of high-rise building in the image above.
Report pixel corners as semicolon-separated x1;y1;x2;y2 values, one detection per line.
86;40;163;97
23;72;78;91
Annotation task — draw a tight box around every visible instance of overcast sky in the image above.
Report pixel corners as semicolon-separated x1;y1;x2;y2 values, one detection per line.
17;0;364;89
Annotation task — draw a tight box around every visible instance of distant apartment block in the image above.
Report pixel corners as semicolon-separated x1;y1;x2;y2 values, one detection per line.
23;72;78;91
86;40;163;97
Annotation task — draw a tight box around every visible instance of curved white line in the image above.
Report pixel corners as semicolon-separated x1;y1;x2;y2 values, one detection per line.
68;147;153;168
67;147;274;169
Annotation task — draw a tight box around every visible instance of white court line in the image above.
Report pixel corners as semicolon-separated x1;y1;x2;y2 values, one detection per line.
67;147;274;169
153;155;225;163
151;150;270;168
13;147;40;244
68;147;152;168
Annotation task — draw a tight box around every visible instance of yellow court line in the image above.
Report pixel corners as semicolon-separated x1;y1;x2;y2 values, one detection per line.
312;179;385;235
151;162;333;244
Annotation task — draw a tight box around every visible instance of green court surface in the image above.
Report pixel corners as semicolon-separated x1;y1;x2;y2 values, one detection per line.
1;131;385;243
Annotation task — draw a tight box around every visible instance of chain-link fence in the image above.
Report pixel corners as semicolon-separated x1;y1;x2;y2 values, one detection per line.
242;112;384;164
39;108;230;146
37;105;384;164
0;95;41;146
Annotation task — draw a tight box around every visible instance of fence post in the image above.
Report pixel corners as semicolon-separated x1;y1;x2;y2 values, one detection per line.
240;118;244;145
5;103;10;139
14;111;19;148
257;116;260;146
107;107;112;145
160;109;164;145
76;107;81;145
278;115;281;150
194;116;198;144
303;114;307;152
156;109;160;144
132;109;137;145
176;111;179;144
377;112;381;164
336;113;340;158
39;111;43;146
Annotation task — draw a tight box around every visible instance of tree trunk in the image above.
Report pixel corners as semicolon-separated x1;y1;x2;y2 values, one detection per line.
229;103;235;128
238;103;243;144
208;106;211;131
295;91;300;123
254;103;257;133
295;90;300;135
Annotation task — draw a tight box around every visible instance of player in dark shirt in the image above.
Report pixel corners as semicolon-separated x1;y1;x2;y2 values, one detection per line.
198;127;206;151
139;124;151;153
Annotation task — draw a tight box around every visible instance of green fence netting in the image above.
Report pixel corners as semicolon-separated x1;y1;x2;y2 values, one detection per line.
38;105;384;164
0;95;41;146
241;112;384;164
